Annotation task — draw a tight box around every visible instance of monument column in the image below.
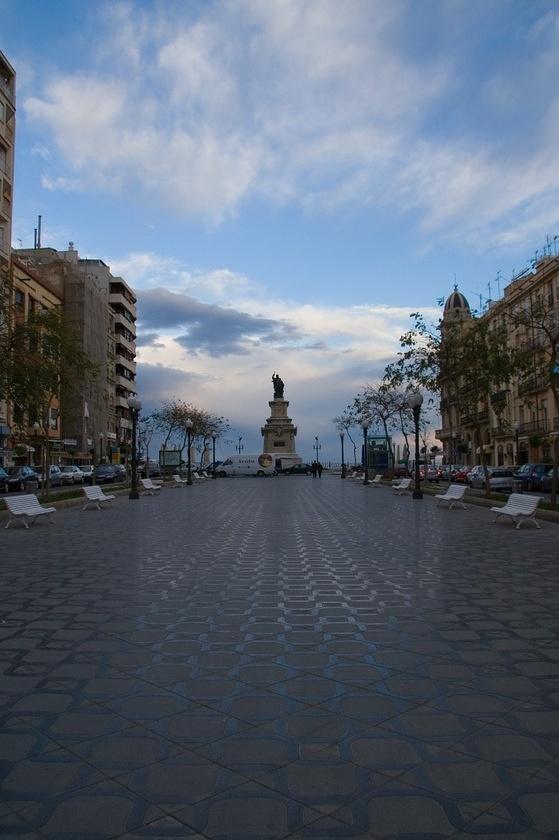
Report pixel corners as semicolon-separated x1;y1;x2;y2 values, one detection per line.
261;373;298;454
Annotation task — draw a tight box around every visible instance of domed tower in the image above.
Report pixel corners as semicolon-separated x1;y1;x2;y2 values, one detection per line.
439;286;473;465
442;286;472;324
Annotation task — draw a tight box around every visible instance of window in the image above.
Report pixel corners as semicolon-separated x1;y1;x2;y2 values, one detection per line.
0;144;6;173
14;289;24;308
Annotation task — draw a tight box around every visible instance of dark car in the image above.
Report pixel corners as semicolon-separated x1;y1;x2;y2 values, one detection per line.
6;465;39;492
93;464;117;484
513;463;549;491
541;467;559;493
284;463;313;475
112;464;127;482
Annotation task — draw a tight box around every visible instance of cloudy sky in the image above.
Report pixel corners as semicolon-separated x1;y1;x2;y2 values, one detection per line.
4;0;559;460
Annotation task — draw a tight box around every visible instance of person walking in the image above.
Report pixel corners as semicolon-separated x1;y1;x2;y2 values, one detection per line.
317;462;323;478
311;462;318;478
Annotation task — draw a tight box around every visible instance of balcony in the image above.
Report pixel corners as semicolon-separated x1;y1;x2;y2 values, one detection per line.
115;356;136;375
518;419;548;435
115;394;132;410
491;425;510;439
115;373;135;391
0;77;15;107
112;309;135;330
115;333;135;354
118;417;133;431
518;375;547;396
110;292;137;318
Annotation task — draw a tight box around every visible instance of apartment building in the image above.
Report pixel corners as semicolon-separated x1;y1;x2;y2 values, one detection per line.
15;246;137;464
109;276;137;449
437;256;559;467
0;51;15;461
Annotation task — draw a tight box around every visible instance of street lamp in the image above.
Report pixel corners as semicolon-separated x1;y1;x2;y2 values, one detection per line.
339;430;346;479
185;419;193;485
99;433;104;464
237;436;243;454
451;431;457;467
361;419;370;485
127;396;142;500
407;390;423;499
512;420;520;465
212;434;217;479
314;436;321;462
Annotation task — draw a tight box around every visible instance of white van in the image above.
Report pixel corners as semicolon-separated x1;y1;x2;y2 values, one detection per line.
217;453;276;477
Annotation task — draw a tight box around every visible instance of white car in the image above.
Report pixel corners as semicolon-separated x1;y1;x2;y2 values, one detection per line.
60;465;85;485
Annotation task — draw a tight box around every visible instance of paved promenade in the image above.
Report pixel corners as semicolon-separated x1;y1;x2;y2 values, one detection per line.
1;476;559;839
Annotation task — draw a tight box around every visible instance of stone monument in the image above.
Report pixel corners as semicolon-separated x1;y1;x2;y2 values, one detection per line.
261;372;297;454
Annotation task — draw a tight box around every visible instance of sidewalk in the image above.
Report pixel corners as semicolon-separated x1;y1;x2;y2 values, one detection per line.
1;476;558;838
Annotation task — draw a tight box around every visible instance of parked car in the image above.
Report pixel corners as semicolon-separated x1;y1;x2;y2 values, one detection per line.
59;465;85;485
80;465;95;484
34;465;63;488
112;464;127;482
541;467;559;493
93;464;117;484
6;465;39;492
453;467;471;483
469;467;515;492
513;463;549;491
0;466;8;493
466;465;492;486
284;463;313;475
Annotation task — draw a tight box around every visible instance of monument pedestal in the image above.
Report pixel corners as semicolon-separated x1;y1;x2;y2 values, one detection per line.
261;399;297;454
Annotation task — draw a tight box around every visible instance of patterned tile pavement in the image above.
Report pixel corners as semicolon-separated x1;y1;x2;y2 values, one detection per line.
1;475;559;838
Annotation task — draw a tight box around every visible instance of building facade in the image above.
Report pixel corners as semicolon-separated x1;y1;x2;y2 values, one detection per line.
0;51;15;462
14;246;137;465
437;257;559;467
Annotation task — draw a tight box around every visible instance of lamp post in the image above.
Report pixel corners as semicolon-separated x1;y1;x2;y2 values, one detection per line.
451;431;457;467
407;390;423;499
361;420;370;485
127;396;142;500
512;420;520;465
186;419;193;485
237;436;243;454
212;434;217;479
314;436;321;462
99;433;104;464
339;431;346;479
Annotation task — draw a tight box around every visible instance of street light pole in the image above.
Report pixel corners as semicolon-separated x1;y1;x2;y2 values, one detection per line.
212;434;217;479
99;433;104;464
186;419;193;485
340;432;346;479
127;396;142;500
407;391;423;499
361;420;369;485
314;436;321;462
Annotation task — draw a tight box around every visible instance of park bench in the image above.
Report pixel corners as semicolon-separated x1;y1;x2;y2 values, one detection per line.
172;474;189;487
369;474;383;487
392;478;412;495
490;493;541;529
435;484;467;510
4;494;56;529
193;472;207;481
82;485;115;510
140;478;162;495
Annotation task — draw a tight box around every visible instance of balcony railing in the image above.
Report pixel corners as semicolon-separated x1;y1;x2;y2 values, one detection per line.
518;419;548;435
491;425;510;439
518;376;547;396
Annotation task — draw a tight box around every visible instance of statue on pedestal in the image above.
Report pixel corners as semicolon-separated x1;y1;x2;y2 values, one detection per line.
272;372;284;399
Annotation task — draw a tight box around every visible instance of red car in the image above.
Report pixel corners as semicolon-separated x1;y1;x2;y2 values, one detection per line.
453;467;470;483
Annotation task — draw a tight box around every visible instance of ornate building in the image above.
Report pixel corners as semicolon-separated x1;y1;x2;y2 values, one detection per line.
437;256;559;467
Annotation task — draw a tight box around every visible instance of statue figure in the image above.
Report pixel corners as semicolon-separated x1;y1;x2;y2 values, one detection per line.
272;372;284;399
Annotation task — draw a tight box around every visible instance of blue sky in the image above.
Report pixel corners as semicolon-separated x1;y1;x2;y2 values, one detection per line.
3;0;559;461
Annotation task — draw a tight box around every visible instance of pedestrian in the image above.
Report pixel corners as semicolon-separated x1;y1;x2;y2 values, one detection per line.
311;461;318;478
317;462;323;478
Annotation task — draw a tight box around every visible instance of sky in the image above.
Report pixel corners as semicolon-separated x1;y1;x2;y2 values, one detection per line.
3;0;559;462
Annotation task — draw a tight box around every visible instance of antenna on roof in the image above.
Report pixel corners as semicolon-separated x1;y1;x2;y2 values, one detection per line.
37;215;42;248
33;228;37;249
496;271;502;298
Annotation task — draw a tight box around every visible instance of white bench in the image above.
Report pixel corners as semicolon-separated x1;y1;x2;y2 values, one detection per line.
369;474;383;487
193;472;207;481
172;474;189;487
82;485;115;510
140;478;162;495
4;494;56;529
392;478;412;495
435;484;467;510
491;493;541;529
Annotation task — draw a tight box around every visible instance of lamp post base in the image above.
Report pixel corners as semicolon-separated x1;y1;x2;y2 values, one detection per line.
129;491;140;500
412;489;423;499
